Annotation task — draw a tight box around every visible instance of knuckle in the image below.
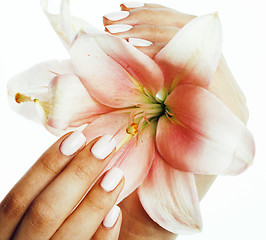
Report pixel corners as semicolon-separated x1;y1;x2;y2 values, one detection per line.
72;162;93;180
28;200;57;230
87;194;107;212
39;153;61;174
138;8;153;16
0;192;28;219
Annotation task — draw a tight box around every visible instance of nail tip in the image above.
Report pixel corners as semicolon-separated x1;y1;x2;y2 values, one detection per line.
91;135;117;160
123;2;144;8
104;11;129;21
60;131;86;156
105;24;133;34
128;38;153;47
103;205;121;228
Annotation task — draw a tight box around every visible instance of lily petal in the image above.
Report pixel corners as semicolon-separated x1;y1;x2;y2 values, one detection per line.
7;60;73;124
93;34;164;97
82;113;155;202
41;0;97;47
69;33;160;108
43;0;163;106
47;74;111;130
156;84;255;175
138;151;202;234
110;125;155;203
154;13;222;91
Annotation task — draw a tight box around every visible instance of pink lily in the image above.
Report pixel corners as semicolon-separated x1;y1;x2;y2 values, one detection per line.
7;0;255;234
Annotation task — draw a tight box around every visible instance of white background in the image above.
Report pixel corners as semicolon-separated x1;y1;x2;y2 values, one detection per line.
0;0;265;239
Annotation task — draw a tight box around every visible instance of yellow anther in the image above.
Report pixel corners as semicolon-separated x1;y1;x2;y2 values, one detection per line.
15;93;32;104
126;123;138;136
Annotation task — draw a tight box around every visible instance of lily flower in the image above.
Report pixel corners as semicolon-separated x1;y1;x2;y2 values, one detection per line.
7;0;255;234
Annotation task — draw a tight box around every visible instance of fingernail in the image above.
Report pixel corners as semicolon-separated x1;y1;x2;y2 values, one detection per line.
122;2;144;8
91;135;117;160
103;205;120;228
60;131;86;156
105;24;133;34
128;38;153;47
104;11;130;21
100;168;124;192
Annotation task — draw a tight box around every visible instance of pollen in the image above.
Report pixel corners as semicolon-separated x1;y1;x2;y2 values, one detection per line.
126;123;138;136
15;93;32;104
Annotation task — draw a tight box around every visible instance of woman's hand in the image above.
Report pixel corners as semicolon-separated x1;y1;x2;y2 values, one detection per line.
0;131;124;240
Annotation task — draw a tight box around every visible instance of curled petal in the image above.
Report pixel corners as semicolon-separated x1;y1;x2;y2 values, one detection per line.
210;55;249;123
154;13;222;91
41;0;98;47
47;74;111;130
138;151;202;234
7;60;73;124
156;84;255;175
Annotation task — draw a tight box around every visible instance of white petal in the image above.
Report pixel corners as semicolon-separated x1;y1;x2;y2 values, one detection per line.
7;60;73;124
138;151;202;234
41;0;98;47
154;13;222;91
47;74;110;130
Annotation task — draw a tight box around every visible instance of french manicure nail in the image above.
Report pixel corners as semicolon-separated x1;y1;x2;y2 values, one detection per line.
91;135;117;160
103;205;120;228
60;131;86;156
104;11;130;21
123;2;144;8
100;168;124;192
105;24;133;34
128;38;153;47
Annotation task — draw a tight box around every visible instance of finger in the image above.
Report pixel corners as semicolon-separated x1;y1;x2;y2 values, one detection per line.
51;168;124;240
92;208;122;240
0;131;86;240
105;24;178;43
12;136;116;240
120;2;170;11
103;8;195;29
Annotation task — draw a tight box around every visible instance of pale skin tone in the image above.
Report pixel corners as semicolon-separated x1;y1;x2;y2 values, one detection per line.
0;3;248;240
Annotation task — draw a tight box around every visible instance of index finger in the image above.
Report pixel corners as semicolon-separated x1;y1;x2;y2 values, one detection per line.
0;131;86;239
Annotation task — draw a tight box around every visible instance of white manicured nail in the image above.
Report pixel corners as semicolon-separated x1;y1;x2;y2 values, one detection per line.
105;24;133;33
128;38;153;47
60;131;86;156
100;168;124;192
103;205;120;228
91;135;117;160
123;2;144;8
104;11;130;21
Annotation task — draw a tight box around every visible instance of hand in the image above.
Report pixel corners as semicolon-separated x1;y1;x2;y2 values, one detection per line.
103;3;249;240
0;131;124;240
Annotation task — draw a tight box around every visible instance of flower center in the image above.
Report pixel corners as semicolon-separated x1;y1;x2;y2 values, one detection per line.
122;100;172;138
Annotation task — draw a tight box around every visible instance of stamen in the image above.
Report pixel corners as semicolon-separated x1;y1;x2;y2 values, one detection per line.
166;111;174;124
143;114;151;125
126;123;138;136
165;108;174;116
15;93;32;104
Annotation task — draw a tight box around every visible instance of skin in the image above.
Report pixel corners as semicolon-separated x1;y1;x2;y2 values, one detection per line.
0;133;124;240
0;3;249;240
103;3;249;240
